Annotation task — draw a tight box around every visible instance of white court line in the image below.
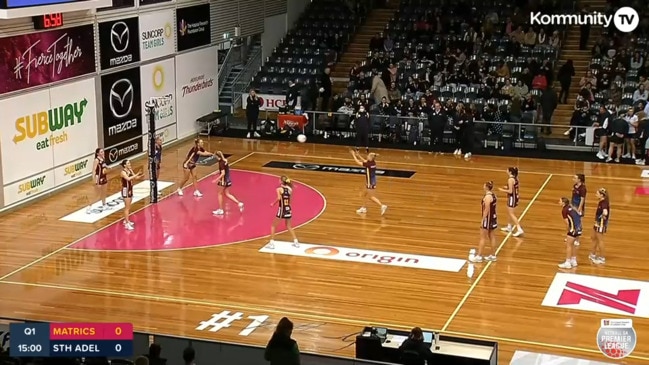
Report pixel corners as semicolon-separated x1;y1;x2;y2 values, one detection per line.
0;152;256;282
440;173;554;332
255;151;642;181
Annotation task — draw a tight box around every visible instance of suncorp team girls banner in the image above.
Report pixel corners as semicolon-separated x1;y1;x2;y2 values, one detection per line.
100;67;143;164
175;46;217;139
140;58;177;148
139;10;176;62
0;25;96;96
0;78;98;206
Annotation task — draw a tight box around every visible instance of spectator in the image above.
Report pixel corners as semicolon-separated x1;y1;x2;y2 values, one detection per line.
320;67;332;111
264;317;300;365
633;85;648;102
145;343;167;365
579;5;591;50
607;116;628;163
512;80;528;99
383;35;394;52
134;357;149;365
369;33;383;51
537;28;547;45
541;87;558;135
182;347;196;365
370;75;389;105
630;51;643;70
623;108;639;160
398;327;434;365
387;82;401;101
579;70;597;89
557;60;575;103
549;30;561;48
532;72;547;90
524;27;536;47
246;89;261;138
428;101;446;154
595;106;611;160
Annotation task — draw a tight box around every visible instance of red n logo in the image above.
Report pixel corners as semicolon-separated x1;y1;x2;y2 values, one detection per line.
558;281;640;314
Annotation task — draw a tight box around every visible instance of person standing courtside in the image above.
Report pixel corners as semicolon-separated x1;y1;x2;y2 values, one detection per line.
355;106;371;153
428;101;446;154
319;67;332;111
246;89;261;138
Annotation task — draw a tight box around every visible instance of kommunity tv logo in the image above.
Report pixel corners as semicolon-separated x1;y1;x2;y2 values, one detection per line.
530;7;639;33
13;98;89;149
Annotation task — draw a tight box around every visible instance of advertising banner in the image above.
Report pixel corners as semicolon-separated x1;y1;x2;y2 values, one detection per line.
98;0;135;11
175;46;217;139
140;58;177;150
0;78;98;188
0;25;96;96
3;170;55;207
176;4;211;52
138;0;171;6
98;17;140;70
139;10;176;62
100;67;143;164
241;92;300;111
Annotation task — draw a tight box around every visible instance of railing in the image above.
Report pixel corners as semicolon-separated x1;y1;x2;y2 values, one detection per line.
301;110;607;150
230;47;262;109
217;45;241;96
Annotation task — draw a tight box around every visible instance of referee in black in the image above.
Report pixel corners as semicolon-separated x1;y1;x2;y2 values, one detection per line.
428;101;446;154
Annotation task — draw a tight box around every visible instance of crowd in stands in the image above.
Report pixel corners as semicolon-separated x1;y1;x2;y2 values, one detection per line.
560;0;649;164
0;344;195;365
315;0;566;157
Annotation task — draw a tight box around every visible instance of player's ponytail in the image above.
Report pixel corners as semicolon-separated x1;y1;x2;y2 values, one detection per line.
560;197;570;207
485;181;494;190
598;187;608;199
508;167;519;177
281;176;292;187
120;159;128;167
216;151;225;160
194;138;200;146
576;174;585;183
95;148;101;158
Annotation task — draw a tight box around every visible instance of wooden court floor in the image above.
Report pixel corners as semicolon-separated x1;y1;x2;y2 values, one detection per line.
0;138;648;364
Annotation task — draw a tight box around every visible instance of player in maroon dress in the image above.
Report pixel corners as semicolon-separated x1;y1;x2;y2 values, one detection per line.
88;148;110;214
589;188;610;265
498;167;523;237
176;139;214;197
120;159;143;230
212;151;244;216
470;181;498;263
350;150;388;215
267;176;300;249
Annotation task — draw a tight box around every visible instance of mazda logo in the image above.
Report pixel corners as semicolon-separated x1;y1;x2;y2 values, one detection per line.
109;79;133;119
293;164;320;170
110;21;129;53
108;148;119;163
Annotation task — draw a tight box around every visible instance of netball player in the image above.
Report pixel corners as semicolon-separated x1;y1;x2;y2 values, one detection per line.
498;167;524;237
589;188;610;265
470;181;498;263
120;159;143;230
558;197;582;269
267;176;299;249
571;174;587;246
176;138;214;197
88;148;109;213
212;151;244;215
350;150;388;215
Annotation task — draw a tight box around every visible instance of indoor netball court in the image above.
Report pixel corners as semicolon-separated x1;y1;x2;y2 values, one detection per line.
0;138;648;364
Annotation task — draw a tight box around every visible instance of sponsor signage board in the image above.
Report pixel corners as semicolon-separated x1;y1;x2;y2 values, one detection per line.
241;93;301;111
140;58;177;150
139;10;176;62
98;17;140;70
176;4;211;52
262;161;416;178
0;25;96;96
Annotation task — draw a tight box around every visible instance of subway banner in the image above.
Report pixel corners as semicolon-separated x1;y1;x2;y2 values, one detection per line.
140;58;177;149
0;78;98;206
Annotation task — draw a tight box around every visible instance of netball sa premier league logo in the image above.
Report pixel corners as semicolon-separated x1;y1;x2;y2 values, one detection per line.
597;319;636;359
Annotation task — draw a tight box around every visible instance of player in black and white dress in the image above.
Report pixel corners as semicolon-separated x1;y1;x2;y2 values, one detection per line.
267;176;299;249
498;167;523;236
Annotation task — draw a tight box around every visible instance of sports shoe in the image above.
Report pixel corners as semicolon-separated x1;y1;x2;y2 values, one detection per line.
194;190;203;197
558;261;572;269
381;205;388;215
212;209;224;215
356;207;367;214
238;202;244;212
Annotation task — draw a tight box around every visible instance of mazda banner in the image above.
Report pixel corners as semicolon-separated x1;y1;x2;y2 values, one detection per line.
98;17;140;70
100;67;143;163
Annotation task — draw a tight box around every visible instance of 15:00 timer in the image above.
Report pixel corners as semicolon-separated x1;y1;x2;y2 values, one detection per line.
16;344;43;352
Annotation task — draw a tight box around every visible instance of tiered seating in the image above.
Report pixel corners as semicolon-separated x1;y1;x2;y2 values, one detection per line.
250;0;361;95
341;0;569;116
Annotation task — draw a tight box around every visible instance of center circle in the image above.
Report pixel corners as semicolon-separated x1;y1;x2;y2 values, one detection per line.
71;170;326;251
